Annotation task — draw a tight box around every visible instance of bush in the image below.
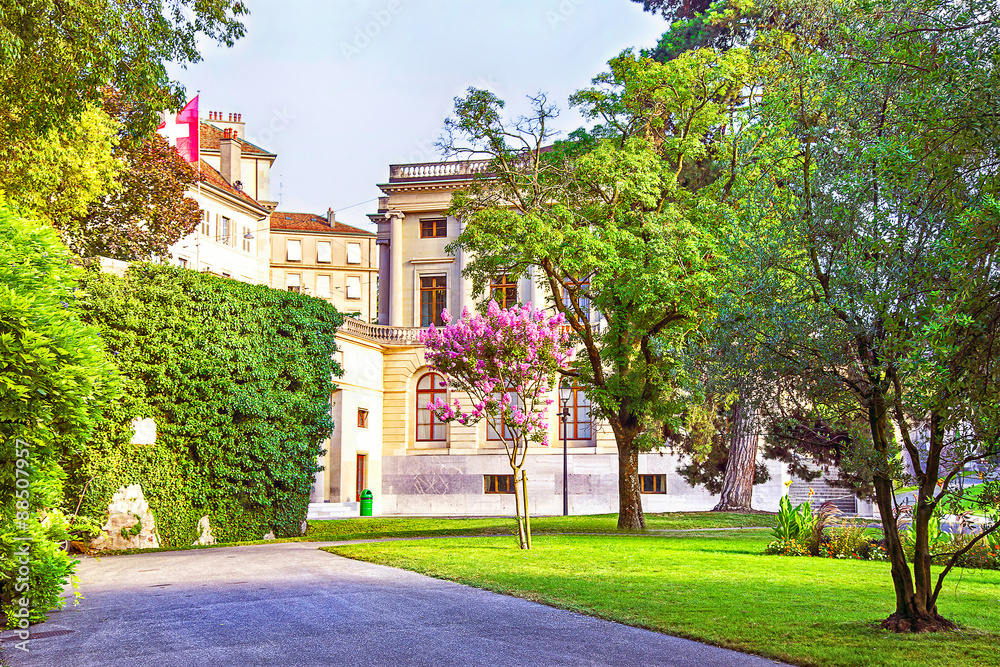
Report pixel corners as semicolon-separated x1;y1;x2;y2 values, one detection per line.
765;538;811;557
0;205;116;628
69;263;343;546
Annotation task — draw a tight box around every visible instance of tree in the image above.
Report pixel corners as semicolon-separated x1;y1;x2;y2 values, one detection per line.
441;47;751;529
0;204;117;628
66;132;201;261
0;0;247;138
724;0;1000;631
0;104;120;230
420;301;571;549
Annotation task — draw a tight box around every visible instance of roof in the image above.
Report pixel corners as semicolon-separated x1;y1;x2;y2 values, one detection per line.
199;122;275;157
198;160;269;212
270;211;375;236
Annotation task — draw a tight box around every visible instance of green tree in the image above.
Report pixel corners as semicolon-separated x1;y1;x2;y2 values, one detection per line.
0;204;117;628
0;104;120;231
0;0;247;138
726;0;1000;631
441;46;751;529
66;132;201;261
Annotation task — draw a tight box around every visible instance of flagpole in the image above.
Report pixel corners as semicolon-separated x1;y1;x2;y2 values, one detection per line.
196;91;201;272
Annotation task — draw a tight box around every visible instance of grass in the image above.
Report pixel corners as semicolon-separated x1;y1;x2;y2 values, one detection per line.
305;512;775;541
324;531;1000;667
89;512;774;556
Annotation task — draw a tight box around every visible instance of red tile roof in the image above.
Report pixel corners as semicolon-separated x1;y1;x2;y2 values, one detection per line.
198;122;274;157
270;211;375;236
197;160;268;211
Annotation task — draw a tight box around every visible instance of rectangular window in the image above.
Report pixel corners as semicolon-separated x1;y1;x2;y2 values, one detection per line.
357;408;369;428
317;241;332;263
316;274;332;298
201;210;210;236
218;216;231;245
420;218;447;238
640;474;666;494
490;275;518;309
286;239;302;262
286;273;301;293
346;242;362;264
561;280;591;321
420;275;447;327
346;276;362;300
178;258;188;268
560;384;592;441
484;475;516;494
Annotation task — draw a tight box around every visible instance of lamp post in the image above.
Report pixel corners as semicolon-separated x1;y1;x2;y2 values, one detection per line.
559;382;572;516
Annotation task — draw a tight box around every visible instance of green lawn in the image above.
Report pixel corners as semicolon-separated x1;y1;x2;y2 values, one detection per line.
324;531;1000;667
306;511;775;541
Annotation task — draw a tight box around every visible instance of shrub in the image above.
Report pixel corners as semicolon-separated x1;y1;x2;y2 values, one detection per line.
765;538;811;557
69;263;343;546
772;495;817;544
0;205;117;627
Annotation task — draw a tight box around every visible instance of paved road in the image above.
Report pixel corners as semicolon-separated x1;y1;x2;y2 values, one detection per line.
2;540;787;667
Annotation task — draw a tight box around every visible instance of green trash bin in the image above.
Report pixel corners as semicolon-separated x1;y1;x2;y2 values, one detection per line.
360;489;373;517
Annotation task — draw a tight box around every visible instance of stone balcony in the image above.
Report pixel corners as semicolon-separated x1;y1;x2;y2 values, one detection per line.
338;317;425;346
388;159;490;182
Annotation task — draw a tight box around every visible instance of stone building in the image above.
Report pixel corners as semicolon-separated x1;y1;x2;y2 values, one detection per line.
310;159;789;518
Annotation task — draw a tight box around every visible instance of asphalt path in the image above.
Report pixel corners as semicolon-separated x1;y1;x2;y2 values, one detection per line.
1;539;789;667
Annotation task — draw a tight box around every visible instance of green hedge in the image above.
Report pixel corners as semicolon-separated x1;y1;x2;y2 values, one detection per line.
71;263;343;546
0;205;116;629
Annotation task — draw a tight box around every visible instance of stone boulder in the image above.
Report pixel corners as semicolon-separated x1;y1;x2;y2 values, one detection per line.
89;484;161;552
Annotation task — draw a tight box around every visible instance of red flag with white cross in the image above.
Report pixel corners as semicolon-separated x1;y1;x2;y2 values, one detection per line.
157;96;199;163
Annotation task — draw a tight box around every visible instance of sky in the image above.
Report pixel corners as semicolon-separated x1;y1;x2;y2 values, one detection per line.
167;0;669;231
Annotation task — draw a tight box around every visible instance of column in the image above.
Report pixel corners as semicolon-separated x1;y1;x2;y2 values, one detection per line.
389;211;404;327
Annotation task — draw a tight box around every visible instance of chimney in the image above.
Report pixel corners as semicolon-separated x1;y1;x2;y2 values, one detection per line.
220;128;242;186
327;208;335;223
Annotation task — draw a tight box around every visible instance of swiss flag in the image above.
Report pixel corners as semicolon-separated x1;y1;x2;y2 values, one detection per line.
157;96;199;163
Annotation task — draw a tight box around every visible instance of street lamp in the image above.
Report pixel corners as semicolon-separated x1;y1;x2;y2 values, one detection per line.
559;382;572;517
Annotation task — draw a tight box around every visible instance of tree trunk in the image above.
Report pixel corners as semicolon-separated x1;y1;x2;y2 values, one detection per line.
713;396;758;512
512;466;529;549
868;395;955;632
617;435;645;530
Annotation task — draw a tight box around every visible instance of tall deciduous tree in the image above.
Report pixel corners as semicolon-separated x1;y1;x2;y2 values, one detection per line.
66;132;201;261
420;301;571;549
726;0;1000;631
441;46;751;529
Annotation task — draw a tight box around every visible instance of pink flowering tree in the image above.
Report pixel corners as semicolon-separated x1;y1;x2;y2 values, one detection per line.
420;300;572;549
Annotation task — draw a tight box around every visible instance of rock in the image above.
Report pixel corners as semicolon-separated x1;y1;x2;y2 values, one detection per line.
192;516;216;546
262;531;275;541
89;484;161;552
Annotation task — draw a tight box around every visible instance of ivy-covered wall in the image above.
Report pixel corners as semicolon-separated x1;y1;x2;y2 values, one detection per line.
71;263;343;546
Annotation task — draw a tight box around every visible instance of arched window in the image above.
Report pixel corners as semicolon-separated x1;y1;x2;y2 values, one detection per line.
416;373;447;442
561;383;592;440
486;389;522;442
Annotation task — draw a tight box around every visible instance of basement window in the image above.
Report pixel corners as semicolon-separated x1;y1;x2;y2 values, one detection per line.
640;475;666;494
484;474;515;494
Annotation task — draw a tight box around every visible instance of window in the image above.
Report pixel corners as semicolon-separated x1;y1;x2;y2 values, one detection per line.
286;239;302;262
416;373;447;441
420;218;447;238
286;273;301;293
561;280;591;320
218;216;231;245
560;383;592;441
357;408;369;428
484;475;515;494
346;276;362;300
316;274;332;299
346;242;362;264
640;474;666;494
200;210;210;236
490;275;518;309
487;389;523;442
420;276;447;327
178;258;188;268
317;241;332;264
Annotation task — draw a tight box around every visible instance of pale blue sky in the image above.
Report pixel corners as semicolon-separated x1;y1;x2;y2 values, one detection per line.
168;1;668;230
